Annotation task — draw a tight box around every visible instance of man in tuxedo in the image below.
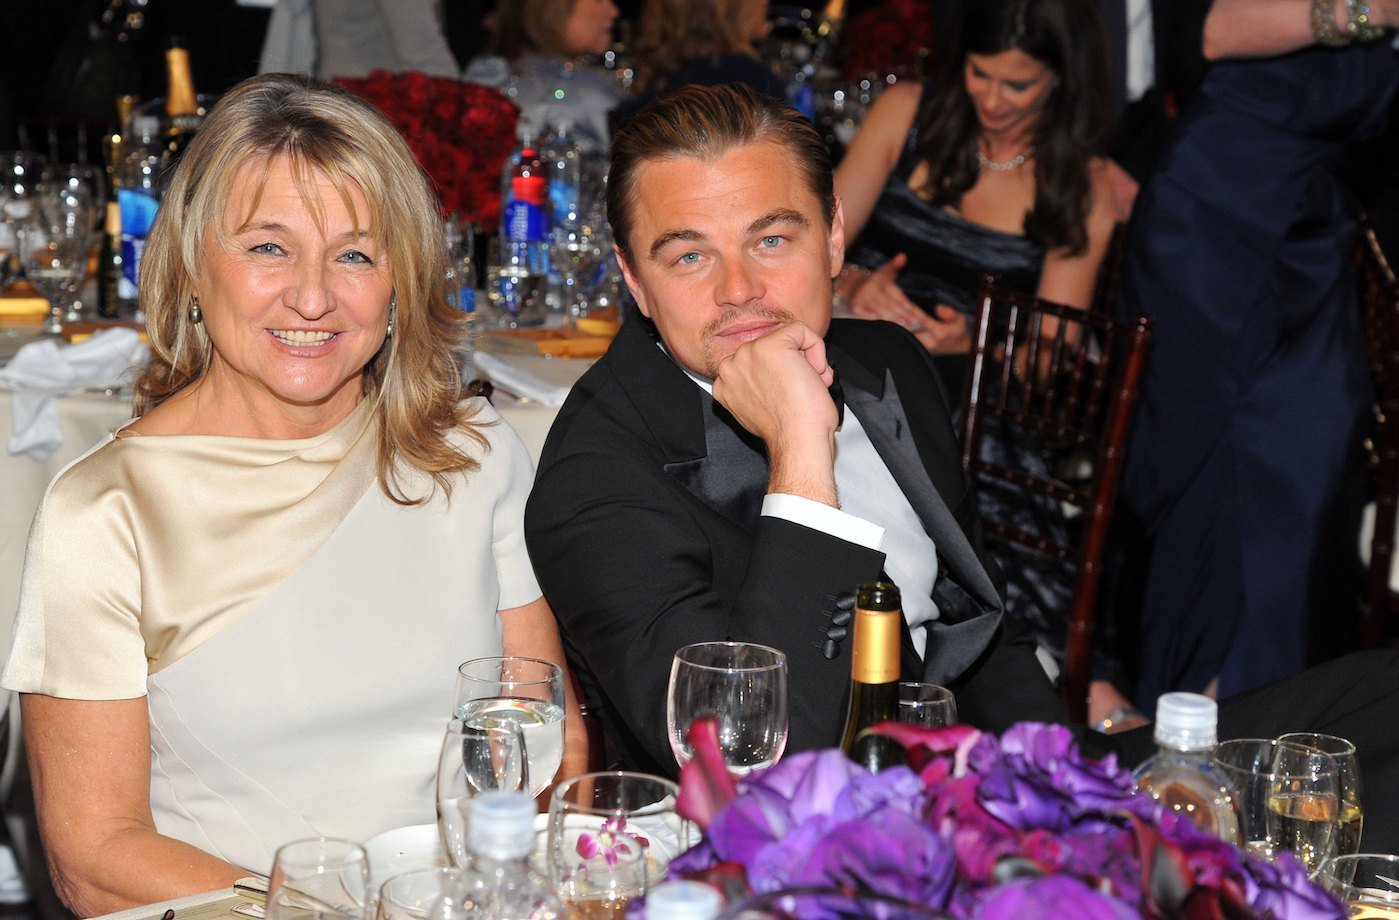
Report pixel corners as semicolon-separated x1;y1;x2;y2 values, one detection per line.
524;83;1067;776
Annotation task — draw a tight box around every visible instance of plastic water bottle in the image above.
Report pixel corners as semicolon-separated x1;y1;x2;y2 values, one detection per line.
544;120;581;243
117;115;163;318
1133;692;1241;845
642;881;724;920
498;124;549;273
452;791;562;919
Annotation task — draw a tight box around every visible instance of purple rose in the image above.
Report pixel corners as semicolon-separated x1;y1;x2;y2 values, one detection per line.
1240;851;1346;920
974;875;1139;920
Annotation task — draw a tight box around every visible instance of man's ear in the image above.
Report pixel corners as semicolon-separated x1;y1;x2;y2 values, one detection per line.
828;197;847;278
615;245;651;318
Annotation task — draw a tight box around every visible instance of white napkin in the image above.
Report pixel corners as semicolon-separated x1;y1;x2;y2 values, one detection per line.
473;351;576;407
0;328;149;460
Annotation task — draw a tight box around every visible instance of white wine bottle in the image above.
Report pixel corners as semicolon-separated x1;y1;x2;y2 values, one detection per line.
839;580;905;771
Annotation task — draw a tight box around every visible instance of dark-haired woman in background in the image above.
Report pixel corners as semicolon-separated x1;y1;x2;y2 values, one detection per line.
833;0;1129;726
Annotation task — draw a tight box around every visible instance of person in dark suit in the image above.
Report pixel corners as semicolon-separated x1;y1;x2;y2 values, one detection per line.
523;84;1399;857
525;83;1070;776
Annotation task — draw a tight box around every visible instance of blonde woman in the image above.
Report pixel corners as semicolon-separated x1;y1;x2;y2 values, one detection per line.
3;73;586;915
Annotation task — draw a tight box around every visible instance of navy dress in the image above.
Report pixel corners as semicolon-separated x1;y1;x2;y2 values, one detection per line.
1118;40;1399;708
846;136;1100;682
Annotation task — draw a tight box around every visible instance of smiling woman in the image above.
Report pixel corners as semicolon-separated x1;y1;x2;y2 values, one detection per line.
0;73;588;916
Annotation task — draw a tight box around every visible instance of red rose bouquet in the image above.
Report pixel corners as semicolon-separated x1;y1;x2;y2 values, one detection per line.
336;70;519;228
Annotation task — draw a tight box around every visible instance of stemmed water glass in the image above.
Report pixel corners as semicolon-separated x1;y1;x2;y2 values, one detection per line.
0;151;47;290
22;188;94;333
435;717;529;869
453;656;565;797
898;682;958;728
547;771;693;916
1280;732;1363;857
266;837;371;920
666;641;788;776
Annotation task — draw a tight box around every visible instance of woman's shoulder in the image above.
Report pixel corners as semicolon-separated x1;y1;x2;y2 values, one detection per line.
445;398;532;476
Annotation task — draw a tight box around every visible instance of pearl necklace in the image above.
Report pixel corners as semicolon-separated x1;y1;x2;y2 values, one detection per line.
976;145;1035;172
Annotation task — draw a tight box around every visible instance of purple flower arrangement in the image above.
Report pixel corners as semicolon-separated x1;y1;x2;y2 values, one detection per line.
668;720;1344;919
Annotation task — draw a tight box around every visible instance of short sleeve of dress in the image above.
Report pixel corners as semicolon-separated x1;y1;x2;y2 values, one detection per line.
473;403;543;612
2;441;149;699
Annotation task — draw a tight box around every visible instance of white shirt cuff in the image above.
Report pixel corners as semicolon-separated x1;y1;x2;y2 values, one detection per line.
761;493;885;551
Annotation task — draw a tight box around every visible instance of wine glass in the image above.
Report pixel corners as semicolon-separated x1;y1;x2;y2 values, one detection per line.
436;716;529;869
666;641;788;776
1280;732;1363;857
453;656;565;798
22;190;94;333
376;867;466;920
898;682;957;728
0;151;47;290
1318;853;1399;915
547;771;693;916
40;162;103;231
484;238;547;328
1215;738;1293;860
1267;741;1341;873
267;837;371;920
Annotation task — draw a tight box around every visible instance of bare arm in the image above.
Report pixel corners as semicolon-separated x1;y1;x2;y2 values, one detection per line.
500;596;591;787
833;81;922;242
1203;0;1398;60
1036;158;1119;312
21;694;245;917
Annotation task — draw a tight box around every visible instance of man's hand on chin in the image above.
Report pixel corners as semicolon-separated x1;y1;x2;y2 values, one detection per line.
711;322;840;507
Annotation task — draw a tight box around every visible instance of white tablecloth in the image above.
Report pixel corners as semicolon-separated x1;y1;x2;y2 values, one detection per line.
0;352;591;663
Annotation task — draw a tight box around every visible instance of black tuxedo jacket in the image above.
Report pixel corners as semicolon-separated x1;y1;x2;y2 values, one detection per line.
525;317;1068;775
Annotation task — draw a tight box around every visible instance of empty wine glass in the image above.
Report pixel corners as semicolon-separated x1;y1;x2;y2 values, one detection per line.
898;683;957;728
454;656;565;797
1268;741;1340;873
0;151;47;290
40;162;103;228
22;189;94;332
376;867;466;920
267;837;371;920
1279;732;1363;857
1318;853;1399;914
484;238;546;328
548;771;693;916
667;641;788;776
436;716;529;868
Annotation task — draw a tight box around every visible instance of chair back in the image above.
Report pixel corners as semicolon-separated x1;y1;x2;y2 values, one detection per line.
1358;220;1399;647
960;276;1151;722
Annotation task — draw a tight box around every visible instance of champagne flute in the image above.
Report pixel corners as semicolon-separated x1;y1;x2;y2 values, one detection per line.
1280;732;1363;857
436;716;529;869
548;771;693;917
897;682;957;728
1268;741;1341;873
666;641;788;776
454;656;565;798
267;837;371;920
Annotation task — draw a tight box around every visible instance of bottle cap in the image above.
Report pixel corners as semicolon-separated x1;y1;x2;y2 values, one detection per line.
466;790;535;860
644;881;723;920
1153;692;1217;750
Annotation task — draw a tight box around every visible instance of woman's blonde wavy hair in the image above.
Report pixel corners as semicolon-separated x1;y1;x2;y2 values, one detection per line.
133;72;484;505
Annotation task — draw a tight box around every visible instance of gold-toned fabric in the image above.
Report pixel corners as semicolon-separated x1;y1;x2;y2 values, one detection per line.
4;399;379;697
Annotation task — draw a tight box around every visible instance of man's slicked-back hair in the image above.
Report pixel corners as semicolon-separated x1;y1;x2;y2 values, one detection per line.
607;83;834;259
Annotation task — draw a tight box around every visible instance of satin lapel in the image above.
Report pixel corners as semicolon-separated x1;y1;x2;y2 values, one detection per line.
842;370;1002;611
664;394;769;529
608;317;770;529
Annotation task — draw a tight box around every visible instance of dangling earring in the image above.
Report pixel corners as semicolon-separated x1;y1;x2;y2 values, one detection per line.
187;296;203;324
386;296;396;337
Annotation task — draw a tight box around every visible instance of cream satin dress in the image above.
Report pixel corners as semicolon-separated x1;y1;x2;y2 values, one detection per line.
2;397;541;874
